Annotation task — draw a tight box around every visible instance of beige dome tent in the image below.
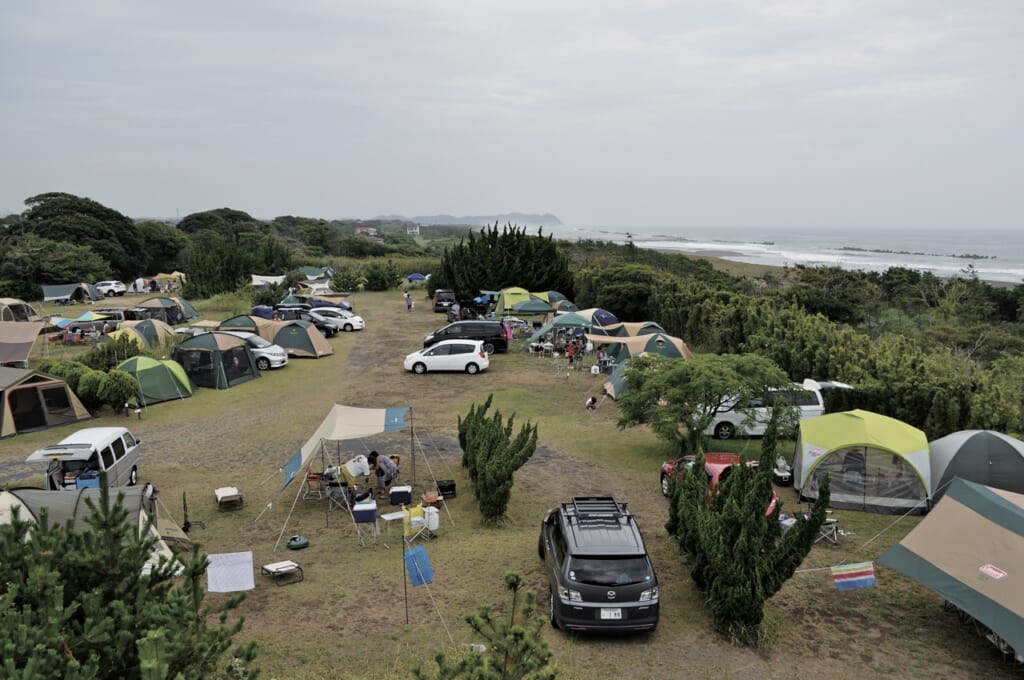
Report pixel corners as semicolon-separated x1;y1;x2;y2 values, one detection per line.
0;367;91;438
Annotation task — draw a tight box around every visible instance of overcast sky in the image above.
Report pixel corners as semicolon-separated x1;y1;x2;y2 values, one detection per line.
1;1;1020;230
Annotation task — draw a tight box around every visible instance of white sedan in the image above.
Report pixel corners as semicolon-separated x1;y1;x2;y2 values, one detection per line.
314;307;365;332
404;339;490;375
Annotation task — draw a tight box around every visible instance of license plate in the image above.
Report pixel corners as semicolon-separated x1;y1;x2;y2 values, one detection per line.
600;608;622;620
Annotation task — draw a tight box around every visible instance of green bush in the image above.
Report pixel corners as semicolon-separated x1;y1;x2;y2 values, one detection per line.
76;369;108;412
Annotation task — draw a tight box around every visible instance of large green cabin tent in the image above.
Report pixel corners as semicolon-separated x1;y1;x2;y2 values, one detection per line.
171;333;260;389
116;357;194;406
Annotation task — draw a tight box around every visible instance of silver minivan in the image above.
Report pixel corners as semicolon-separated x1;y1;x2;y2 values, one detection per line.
26;427;142;490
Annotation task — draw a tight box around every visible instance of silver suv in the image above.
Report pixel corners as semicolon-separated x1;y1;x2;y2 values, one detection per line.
214;331;288;370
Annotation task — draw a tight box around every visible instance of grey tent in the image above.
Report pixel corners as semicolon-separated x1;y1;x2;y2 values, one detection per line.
42;283;103;304
171;332;261;389
878;479;1024;661
929;430;1024;503
0;298;41;322
0;367;91;438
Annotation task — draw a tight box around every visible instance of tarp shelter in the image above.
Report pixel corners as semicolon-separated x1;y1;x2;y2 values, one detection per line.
0;486;183;574
171;333;261;389
42;283;102;305
280;404;411;489
527;312;593;343
251;274;286;290
511;298;556;315
0;298;41;322
0;367;91;438
218;315;282;342
136;296;199;325
116;356;193;406
0;322;45;365
406;273;427;282
929;430;1024;503
273;320;333;358
794;409;931;514
299;266;334;280
878;479;1024;661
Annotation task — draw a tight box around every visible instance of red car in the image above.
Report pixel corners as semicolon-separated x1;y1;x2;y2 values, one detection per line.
660;453;779;515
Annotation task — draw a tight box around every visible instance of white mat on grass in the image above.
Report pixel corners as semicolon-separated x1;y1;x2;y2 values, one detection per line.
207;551;255;592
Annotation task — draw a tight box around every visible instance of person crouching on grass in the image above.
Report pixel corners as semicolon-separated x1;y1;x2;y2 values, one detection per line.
367;451;399;501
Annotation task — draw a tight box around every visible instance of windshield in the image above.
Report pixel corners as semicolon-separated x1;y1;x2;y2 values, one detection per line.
567;556;654;586
247;335;271;348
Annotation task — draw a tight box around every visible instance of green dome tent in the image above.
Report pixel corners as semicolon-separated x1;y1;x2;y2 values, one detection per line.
273;320;334;358
928;430;1024;503
794;409;931;514
171;332;261;389
218;314;281;342
116;356;194;406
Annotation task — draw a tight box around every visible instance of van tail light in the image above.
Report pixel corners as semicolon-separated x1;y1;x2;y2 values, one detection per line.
478;350;486;358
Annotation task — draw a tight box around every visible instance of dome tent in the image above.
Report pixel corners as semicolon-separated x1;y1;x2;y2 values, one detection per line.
794;409;931;514
116;356;193;406
171;332;261;389
928;430;1024;503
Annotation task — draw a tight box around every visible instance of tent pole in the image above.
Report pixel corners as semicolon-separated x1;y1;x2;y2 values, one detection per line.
272;471;306;552
403;540;409;624
410;407;416;489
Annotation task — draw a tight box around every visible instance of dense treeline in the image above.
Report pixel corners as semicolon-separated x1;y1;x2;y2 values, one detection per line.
2;192;1021;437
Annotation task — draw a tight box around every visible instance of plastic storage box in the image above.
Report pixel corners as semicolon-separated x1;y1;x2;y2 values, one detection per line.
353;500;377;523
437;480;456;498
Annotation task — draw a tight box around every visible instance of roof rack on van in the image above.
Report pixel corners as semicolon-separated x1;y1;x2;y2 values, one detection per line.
567;496;628;527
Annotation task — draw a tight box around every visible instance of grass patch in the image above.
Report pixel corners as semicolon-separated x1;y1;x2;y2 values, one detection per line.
4;291;1014;679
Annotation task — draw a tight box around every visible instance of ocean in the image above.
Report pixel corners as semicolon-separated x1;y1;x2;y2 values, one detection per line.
548;225;1024;285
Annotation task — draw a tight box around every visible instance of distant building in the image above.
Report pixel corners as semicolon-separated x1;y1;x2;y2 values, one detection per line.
354;226;379;237
406;224;421;236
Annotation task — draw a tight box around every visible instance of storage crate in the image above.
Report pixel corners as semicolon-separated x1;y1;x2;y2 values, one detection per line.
437;480;456;499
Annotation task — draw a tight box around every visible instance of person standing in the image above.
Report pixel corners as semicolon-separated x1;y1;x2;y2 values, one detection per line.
404;291;413;312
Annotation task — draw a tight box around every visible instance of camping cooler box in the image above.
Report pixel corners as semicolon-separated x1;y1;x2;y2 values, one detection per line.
437;480;456;499
353;500;377;523
389;485;412;506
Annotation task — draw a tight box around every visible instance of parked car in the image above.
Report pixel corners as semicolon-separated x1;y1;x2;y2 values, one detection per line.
314;307;365;332
26;427;142;491
423;320;508;354
432;289;456;313
216;330;288;370
538;496;659;633
278;307;339;336
95;281;127;297
404;339;490;374
660;452;779;514
704;379;847;440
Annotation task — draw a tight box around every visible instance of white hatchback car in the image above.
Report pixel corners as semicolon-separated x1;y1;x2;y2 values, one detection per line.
314;307;365;332
215;330;288;370
95;281;127;297
404;339;490;375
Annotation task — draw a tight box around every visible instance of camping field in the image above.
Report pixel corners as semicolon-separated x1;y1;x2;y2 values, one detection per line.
1;289;1017;679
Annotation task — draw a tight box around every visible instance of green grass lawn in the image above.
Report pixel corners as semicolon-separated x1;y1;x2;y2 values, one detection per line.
3;290;1013;679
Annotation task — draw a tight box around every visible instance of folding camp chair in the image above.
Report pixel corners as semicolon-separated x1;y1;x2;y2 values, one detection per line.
303;467;322;500
816;517;840;545
403;504;431;546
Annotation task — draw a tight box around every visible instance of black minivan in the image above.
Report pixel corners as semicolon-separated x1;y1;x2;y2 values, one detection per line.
424;321;508;354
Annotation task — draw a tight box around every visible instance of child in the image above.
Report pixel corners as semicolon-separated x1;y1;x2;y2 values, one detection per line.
585;396;598;411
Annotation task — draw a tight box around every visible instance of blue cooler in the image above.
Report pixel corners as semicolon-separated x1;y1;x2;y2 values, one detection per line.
353;500;377;524
389;485;412;506
76;471;101;489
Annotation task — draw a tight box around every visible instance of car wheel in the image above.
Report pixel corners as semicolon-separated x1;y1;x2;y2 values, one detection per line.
105;290;114;297
256;357;271;371
661;474;670;497
465;362;479;375
343;323;353;332
318;328;328;337
413;362;427;374
483;343;495;355
549;590;560;629
714;422;735;440
129;467;138;486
